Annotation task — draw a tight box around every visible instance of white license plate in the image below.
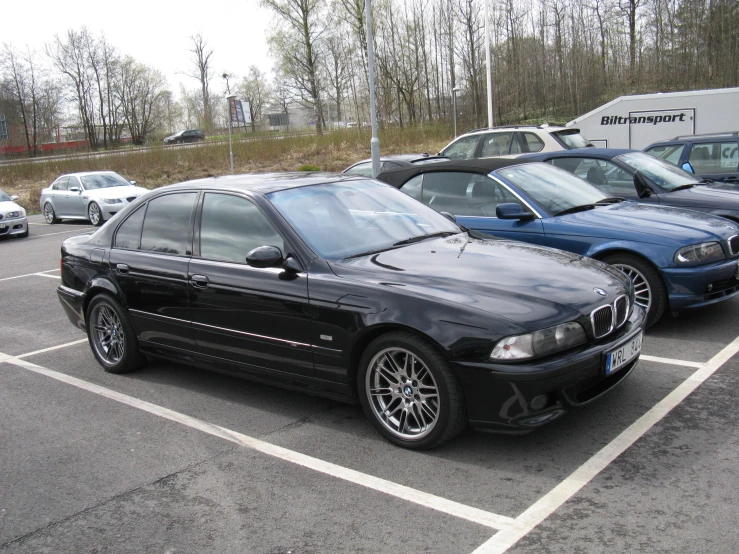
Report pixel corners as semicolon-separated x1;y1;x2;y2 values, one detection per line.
0;223;6;229
606;332;643;375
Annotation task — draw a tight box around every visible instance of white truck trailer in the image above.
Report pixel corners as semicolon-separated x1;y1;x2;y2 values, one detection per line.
566;87;739;149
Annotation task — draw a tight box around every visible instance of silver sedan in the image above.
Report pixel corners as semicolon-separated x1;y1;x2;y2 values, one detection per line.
40;171;147;226
0;188;28;238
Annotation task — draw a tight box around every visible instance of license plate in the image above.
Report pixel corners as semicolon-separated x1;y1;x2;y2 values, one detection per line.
0;223;5;229
606;332;643;375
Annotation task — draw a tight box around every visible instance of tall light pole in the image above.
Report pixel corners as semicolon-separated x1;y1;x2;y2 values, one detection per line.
365;0;381;178
226;94;236;174
452;86;461;137
484;0;494;128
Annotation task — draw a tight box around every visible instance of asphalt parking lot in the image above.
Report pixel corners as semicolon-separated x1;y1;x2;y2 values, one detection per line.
2;214;739;553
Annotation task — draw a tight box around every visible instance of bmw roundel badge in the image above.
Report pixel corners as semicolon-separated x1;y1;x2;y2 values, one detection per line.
594;288;608;297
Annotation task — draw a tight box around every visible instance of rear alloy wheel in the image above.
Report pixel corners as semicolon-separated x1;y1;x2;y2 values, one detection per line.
603;253;666;327
44;202;60;224
358;332;466;449
86;294;143;374
88;202;103;226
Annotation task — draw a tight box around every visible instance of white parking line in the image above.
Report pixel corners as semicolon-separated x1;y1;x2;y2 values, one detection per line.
640;354;704;368
29;229;92;238
0;269;60;282
15;338;88;359
471;334;739;554
0;350;515;531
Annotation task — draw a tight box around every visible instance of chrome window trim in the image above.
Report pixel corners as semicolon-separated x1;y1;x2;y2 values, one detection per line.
192;320;311;348
478;173;543;219
590;304;615;339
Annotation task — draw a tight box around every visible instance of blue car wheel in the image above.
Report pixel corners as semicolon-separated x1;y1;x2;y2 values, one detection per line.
604;253;666;327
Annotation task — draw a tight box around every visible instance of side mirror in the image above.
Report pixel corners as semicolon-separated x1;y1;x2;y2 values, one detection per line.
681;162;695;174
439;211;456;223
69;186;81;193
130;180;137;186
283;255;302;272
10;195;19;201
633;171;652;198
496;203;535;220
246;246;283;268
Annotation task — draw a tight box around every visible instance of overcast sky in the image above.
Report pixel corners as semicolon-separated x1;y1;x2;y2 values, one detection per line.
3;0;274;97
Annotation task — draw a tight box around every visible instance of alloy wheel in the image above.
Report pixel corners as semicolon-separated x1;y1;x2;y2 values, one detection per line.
88;203;101;225
612;263;652;312
91;304;126;366
44;203;55;223
365;347;440;440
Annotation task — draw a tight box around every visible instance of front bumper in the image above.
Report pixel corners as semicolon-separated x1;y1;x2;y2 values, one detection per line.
0;216;28;237
454;305;646;432
661;258;739;310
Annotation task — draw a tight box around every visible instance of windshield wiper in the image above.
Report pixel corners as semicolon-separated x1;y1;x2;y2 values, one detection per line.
670;184;695;192
553;204;596;216
393;231;458;246
595;197;626;205
697;179;714;184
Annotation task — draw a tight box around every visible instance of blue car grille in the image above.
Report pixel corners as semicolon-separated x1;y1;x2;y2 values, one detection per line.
728;235;739;256
591;305;615;338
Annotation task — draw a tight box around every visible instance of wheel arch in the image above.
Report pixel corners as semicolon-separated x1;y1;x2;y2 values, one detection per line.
82;278;125;320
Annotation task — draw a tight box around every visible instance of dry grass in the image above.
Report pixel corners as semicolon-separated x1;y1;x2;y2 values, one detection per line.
0;125;451;213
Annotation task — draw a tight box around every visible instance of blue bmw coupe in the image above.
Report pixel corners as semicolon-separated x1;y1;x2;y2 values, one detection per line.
377;159;739;326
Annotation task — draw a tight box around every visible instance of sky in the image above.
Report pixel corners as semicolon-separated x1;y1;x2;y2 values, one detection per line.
3;0;275;98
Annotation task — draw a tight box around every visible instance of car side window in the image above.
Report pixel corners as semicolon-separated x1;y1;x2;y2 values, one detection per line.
521;132;545;153
68;177;82;190
199;193;285;264
415;172;521;217
140;193;197;255
688;142;739;174
345;162;373;177
555;158;637;197
645;144;685;165
114;205;146;250
480;132;515;157
400;175;423;200
53;177;69;191
443;135;480;160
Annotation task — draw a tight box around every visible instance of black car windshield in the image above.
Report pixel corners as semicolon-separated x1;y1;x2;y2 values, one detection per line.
80;173;131;190
616;151;700;191
497;163;607;215
268;180;461;259
0;189;11;202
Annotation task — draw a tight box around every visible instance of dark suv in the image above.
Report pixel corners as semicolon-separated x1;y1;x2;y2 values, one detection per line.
644;132;739;184
163;129;205;145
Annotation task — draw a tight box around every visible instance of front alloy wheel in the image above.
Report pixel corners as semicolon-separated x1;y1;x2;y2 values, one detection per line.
366;348;440;440
604;253;666;327
88;202;103;226
358;331;466;449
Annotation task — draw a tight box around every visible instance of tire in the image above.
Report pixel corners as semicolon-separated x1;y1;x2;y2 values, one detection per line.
357;331;466;449
17;228;29;238
43;202;60;224
88;202;104;226
603;253;666;327
86;293;144;374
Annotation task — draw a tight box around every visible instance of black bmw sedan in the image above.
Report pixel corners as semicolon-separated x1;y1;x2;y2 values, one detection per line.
57;173;645;449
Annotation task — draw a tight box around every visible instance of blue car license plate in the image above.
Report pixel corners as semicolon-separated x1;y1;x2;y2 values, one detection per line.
606;332;643;375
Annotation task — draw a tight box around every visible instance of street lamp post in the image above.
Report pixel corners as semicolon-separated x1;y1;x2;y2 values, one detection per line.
365;0;381;178
226;94;236;174
452;86;461;138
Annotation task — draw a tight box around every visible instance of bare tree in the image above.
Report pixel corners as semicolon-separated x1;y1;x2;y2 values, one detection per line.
185;34;215;130
238;66;270;132
1;45;38;155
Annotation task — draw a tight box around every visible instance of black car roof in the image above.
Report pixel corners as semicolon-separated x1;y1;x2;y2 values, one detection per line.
156;172;355;195
521;148;634;161
376;157;538;187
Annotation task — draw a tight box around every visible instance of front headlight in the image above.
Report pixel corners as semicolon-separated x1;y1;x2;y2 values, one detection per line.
103;198;122;204
5;210;23;219
490;322;587;361
674;242;725;265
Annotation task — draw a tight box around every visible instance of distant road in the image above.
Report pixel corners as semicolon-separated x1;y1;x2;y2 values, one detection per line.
0;131;315;167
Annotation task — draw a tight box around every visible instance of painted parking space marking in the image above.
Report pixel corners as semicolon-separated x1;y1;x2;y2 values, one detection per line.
0;269;60;283
0;351;515;531
28;229;92;239
470;334;739;554
639;354;704;368
15;338;88;359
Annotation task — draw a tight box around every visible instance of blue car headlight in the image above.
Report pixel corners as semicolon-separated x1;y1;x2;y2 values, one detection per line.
103;198;123;204
674;242;725;265
490;322;587;360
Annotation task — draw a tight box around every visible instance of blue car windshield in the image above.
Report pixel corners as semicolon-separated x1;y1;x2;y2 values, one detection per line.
497;163;607;215
616;152;700;191
268;179;461;260
80;173;131;190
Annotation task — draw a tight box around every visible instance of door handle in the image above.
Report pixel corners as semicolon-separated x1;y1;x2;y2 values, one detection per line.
190;274;209;288
116;263;130;275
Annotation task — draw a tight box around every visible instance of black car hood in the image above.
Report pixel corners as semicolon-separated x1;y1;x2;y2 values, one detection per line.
329;235;629;332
